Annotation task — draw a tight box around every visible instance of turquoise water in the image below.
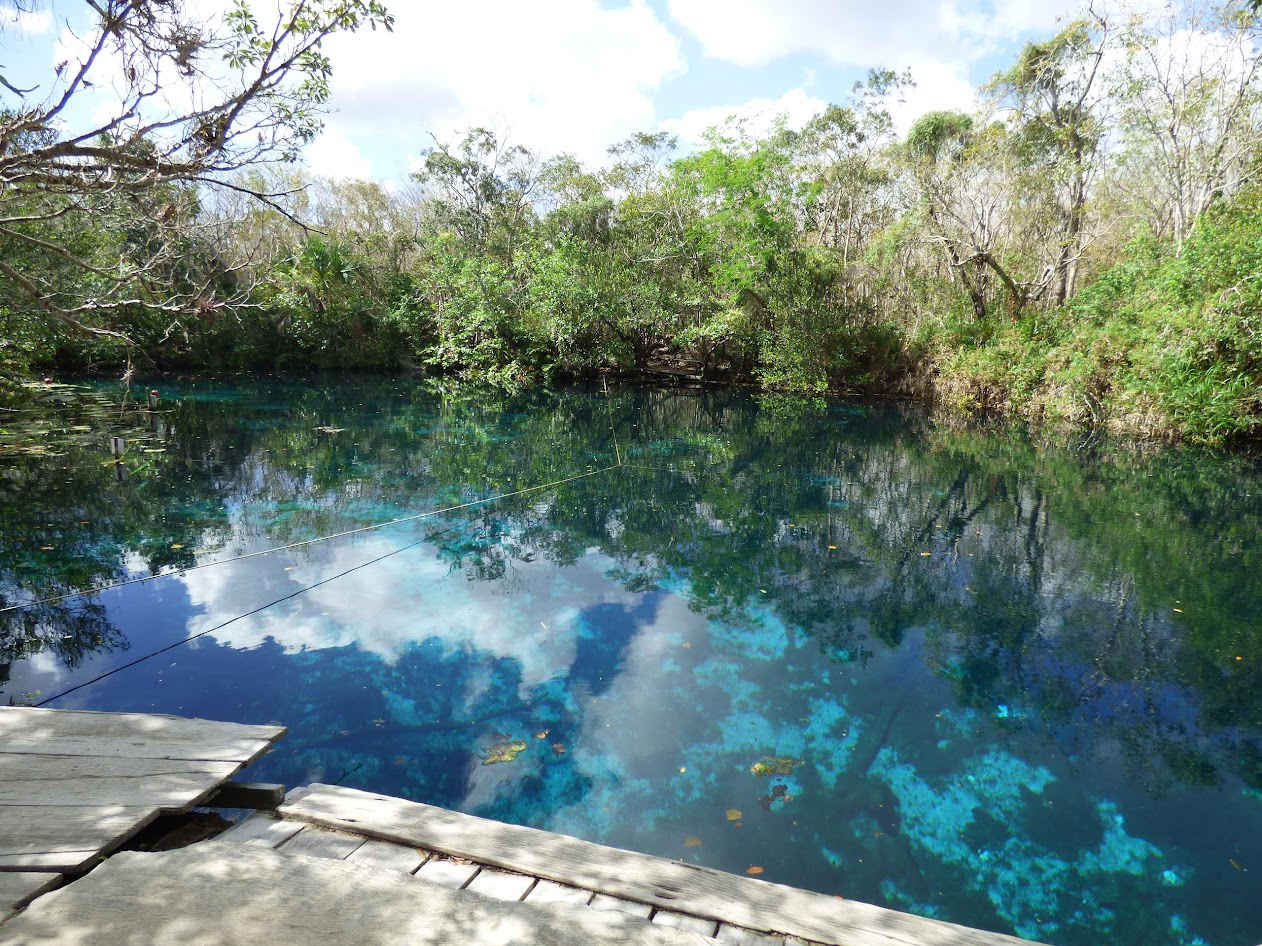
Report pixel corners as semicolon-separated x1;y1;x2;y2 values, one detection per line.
2;379;1260;945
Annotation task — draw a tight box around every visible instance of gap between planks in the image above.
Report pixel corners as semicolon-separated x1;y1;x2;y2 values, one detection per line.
217;814;796;945
276;784;1048;946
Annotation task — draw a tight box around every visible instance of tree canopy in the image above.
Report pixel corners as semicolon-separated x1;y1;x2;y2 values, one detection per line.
0;0;391;352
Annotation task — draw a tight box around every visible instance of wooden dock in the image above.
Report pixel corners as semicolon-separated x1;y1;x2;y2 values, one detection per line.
0;709;1048;945
0;706;285;918
216;783;1046;946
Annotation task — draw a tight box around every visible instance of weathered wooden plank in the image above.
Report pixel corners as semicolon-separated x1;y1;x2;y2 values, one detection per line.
717;924;787;945
654;910;719;936
525;879;593;906
280;784;1046;946
0;754;238;810
0;851;96;872
279;826;365;860
203;781;286;810
465;868;535;901
0;843;748;946
0;804;159;872
414;858;479;889
0;872;59;910
590;894;654;918
0;707;284;762
345;839;426;874
215;814;304;848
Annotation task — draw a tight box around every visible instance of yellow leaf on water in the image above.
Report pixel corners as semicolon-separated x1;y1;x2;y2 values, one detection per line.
746;866;764;875
170;544;184;549
684;836;704;848
726;808;743;821
481;739;527;765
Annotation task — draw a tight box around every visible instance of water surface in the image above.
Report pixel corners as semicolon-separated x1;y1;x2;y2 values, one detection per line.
2;379;1260;946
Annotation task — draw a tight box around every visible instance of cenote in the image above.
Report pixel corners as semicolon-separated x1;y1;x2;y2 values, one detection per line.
2;378;1260;946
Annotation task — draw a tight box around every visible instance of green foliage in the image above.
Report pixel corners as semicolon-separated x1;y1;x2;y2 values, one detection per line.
937;184;1262;442
6;0;1262;447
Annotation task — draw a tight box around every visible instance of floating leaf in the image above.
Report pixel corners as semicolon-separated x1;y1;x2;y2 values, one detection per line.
535;729;550;739
751;756;804;778
170;543;184;549
684;837;704;848
746;866;764;875
552;742;567;757
726;808;742;821
481;739;527;765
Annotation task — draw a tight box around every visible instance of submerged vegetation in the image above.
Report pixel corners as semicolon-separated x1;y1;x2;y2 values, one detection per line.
2;380;1260;944
2;0;1262;445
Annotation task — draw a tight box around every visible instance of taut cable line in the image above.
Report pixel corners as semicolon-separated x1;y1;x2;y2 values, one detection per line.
1;464;621;615
32;528;446;707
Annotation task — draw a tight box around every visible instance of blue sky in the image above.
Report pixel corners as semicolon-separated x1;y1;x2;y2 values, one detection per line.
2;0;1082;182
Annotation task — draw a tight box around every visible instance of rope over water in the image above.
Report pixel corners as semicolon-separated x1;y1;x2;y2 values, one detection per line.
2;464;621;615
15;389;631;705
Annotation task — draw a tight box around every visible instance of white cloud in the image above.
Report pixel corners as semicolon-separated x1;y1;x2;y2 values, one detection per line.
306;124;373;179
181;537;640;700
1;5;53;34
317;0;686;171
662;87;827;149
889;60;979;133
665;0;1076;69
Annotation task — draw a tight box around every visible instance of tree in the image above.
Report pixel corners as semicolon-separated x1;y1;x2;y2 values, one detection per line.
903;111;1018;320
0;0;393;360
987;9;1114;304
1113;0;1262;252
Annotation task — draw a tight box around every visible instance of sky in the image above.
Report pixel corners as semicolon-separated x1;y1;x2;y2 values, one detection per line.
1;0;1083;183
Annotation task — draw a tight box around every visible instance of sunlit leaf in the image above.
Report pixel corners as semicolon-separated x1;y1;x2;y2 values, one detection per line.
751;756;804;777
481;738;527;765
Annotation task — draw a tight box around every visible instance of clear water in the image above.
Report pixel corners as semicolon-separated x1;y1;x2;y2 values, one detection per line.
2;378;1260;946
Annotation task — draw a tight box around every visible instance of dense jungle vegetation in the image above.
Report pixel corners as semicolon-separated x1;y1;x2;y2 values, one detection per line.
2;0;1262;443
